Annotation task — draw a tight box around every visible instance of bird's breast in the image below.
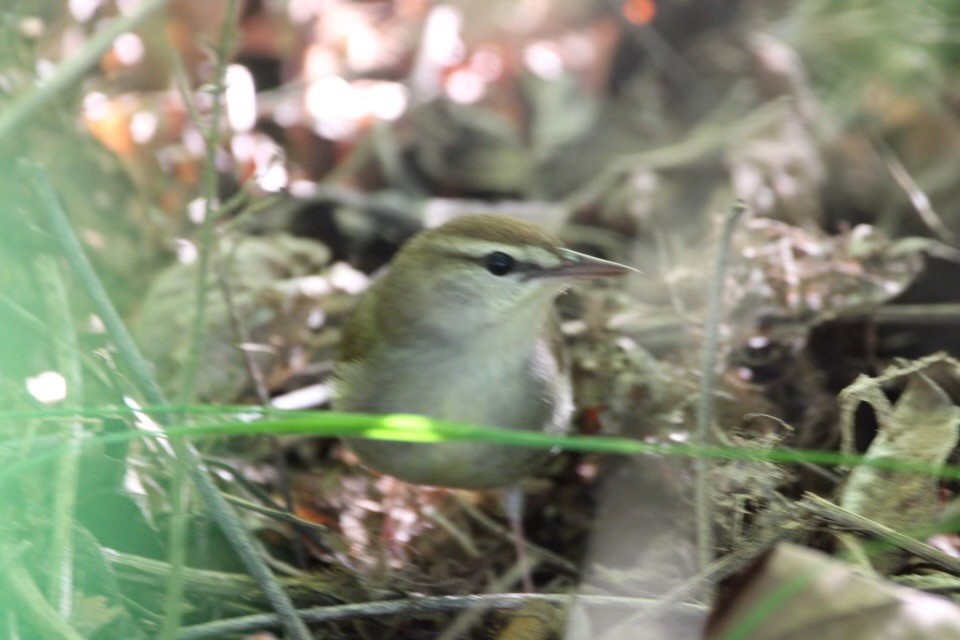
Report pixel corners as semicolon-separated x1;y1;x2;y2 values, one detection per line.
339;337;568;431
333;331;572;488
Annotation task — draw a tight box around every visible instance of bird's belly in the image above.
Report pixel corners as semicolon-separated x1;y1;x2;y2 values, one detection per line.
335;341;571;488
347;438;548;488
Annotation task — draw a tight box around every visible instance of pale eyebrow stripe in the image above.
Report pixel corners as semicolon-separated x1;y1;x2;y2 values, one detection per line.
427;238;561;267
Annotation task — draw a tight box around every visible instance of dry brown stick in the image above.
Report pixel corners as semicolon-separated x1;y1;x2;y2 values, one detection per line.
828;304;960;325
798;493;960;575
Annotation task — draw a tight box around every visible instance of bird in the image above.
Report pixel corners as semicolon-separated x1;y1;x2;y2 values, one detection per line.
333;213;635;488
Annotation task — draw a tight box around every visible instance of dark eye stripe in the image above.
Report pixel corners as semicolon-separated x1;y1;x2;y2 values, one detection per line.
483;254;545;278
429;247;545;276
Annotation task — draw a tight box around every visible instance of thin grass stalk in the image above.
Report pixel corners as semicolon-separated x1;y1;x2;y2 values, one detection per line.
179;0;239;402
37;256;84;619
694;201;747;571
162;1;241;636
6;408;960;490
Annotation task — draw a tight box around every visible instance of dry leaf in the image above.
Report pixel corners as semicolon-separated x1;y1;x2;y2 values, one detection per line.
707;543;960;640
839;360;960;531
837;356;960;570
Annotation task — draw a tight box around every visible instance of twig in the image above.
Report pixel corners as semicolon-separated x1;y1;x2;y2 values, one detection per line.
872;135;956;245
221;493;328;532
204;456;343;563
176;593;707;640
798;493;960;575
218;277;272;406
20;162;311;640
826;303;960;325
36;256;84;618
0;0;171;144
215;253;308;567
422;506;481;557
694;201;748;571
741;415;841;485
456;497;579;575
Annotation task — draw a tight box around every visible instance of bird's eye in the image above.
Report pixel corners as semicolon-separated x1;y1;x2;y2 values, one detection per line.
484;251;516;276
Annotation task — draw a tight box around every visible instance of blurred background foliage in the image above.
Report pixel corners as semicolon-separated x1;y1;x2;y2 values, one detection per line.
5;0;960;638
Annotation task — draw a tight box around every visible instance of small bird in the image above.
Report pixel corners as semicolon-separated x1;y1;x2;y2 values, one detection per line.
334;214;635;488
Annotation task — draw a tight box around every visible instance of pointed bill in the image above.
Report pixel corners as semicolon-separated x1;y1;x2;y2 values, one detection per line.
530;248;638;280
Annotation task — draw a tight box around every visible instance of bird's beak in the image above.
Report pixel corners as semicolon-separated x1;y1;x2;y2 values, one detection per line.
530;248;639;280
